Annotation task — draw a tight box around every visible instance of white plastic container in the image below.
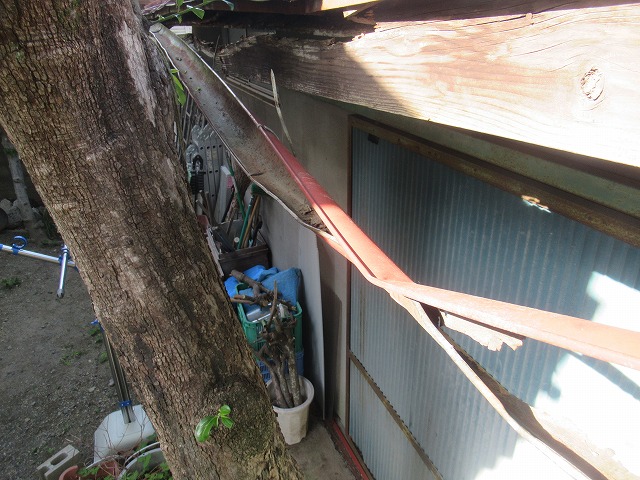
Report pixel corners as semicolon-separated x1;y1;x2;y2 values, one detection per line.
267;376;314;445
118;443;165;479
93;404;156;462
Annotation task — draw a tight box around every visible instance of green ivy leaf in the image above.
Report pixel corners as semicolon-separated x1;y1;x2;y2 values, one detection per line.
221;417;234;429
177;89;186;105
220;0;234;11
186;5;205;18
219;404;231;416
176;0;184;7
171;75;184;92
194;415;217;442
171;72;186;106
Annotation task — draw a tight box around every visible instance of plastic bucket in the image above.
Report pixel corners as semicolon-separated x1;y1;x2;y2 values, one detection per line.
117;444;165;479
267;376;314;445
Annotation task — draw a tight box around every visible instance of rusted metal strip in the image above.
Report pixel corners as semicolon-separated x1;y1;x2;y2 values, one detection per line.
263;126;640;371
150;23;640;371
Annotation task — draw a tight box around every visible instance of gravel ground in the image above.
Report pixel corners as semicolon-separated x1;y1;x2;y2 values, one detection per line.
0;230;114;479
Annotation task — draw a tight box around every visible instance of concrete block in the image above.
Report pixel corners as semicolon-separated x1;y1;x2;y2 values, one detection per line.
0;199;21;228
36;444;81;480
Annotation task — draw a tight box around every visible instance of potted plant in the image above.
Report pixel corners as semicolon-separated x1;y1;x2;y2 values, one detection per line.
117;442;171;479
231;275;314;445
59;439;171;480
58;458;121;480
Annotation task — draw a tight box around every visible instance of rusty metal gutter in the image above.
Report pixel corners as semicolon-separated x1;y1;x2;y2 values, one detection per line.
263;127;640;371
150;24;327;239
151;24;638;478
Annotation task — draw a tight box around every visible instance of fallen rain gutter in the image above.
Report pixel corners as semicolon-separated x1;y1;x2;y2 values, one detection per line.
151;25;637;479
150;25;640;372
152;18;640;376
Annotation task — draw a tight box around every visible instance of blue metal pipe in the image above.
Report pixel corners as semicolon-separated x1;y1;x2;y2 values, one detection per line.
0;237;77;268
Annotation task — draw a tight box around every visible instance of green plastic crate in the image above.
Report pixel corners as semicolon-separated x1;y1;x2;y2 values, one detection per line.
237;301;303;354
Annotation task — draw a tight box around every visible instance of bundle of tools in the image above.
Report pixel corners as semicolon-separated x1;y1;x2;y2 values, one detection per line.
208;183;265;255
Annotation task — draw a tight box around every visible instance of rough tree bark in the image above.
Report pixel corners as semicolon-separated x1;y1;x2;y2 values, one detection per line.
0;1;302;478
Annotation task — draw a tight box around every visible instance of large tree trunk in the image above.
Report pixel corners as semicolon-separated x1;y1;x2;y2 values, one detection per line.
0;1;302;478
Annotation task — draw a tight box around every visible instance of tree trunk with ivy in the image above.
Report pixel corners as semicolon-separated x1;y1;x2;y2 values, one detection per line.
0;1;303;478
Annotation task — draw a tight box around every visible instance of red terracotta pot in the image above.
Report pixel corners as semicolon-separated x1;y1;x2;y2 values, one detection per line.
58;459;120;480
59;465;80;480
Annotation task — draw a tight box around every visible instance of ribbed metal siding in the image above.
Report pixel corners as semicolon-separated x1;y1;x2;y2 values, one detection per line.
350;362;439;480
351;275;573;480
350;128;640;479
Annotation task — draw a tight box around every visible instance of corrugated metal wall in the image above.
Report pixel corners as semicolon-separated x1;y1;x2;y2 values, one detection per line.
349;127;640;479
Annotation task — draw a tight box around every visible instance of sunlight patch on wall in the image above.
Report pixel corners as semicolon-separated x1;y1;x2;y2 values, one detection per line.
586;272;640;331
533;272;640;476
474;436;571;480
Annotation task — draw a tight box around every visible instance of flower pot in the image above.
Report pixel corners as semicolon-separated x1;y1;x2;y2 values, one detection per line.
117;443;167;479
59;466;80;480
266;376;314;445
59;459;120;480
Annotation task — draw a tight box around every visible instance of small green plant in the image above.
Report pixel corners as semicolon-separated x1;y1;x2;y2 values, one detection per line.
89;325;103;344
76;464;121;480
127;456;172;480
170;69;186;106
77;465;101;478
60;349;84;365
1;276;21;289
120;454;172;480
194;404;233;442
98;351;108;364
156;0;234;23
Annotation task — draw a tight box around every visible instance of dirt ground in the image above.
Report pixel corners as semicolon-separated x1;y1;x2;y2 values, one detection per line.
0;230;114;478
0;229;356;480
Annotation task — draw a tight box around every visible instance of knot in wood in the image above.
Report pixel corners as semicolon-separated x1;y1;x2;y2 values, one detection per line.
580;68;603;101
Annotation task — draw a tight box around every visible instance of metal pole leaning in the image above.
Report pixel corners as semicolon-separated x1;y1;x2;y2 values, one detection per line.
57;245;69;298
101;323;135;424
0;236;77;268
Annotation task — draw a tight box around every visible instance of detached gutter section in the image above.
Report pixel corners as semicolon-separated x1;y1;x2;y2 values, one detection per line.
151;24;640;373
151;25;638;479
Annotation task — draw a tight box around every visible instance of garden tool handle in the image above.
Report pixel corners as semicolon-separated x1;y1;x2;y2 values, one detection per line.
57;245;69;298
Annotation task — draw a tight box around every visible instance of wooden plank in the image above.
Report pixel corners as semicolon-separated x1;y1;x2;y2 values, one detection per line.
305;0;380;12
218;2;640;166
144;0;379;16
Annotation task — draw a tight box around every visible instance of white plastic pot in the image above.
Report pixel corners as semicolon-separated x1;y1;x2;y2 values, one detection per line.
117;443;165;479
93;405;156;462
267;376;314;445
